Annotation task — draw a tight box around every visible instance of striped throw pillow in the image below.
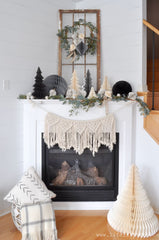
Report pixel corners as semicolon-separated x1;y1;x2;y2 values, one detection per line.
4;167;56;205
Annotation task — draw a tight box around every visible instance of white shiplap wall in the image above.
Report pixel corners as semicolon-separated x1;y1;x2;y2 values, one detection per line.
0;0;75;216
77;0;147;91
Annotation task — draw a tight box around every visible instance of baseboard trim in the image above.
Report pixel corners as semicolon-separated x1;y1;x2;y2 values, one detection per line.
53;201;113;210
0;210;10;217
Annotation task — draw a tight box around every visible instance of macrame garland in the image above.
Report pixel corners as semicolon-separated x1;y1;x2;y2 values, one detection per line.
44;112;116;155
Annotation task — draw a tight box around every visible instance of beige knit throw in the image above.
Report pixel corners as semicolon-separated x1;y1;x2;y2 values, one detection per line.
44;112;116;155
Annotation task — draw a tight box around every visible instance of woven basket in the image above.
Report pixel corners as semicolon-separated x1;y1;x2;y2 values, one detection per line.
11;204;22;232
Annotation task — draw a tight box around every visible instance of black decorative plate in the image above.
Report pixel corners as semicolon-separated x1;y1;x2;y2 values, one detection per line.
112;81;132;97
43;75;68;97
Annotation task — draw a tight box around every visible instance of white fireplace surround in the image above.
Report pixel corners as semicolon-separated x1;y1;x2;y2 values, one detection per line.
22;100;136;210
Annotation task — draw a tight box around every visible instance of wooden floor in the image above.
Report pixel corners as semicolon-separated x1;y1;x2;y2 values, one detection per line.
0;210;159;240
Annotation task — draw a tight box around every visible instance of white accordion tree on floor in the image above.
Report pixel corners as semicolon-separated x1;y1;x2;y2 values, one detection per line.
107;165;159;238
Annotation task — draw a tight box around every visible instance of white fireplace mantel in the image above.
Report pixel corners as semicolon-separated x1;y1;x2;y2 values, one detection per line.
22;99;136;210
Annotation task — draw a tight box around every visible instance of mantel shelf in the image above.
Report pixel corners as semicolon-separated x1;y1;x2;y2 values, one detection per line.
20;99;136;121
19;98;135;106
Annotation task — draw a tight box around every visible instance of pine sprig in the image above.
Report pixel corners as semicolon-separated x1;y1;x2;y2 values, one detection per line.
49;95;65;100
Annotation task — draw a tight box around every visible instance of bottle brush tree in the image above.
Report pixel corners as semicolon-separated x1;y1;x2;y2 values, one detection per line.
32;67;46;99
84;69;92;97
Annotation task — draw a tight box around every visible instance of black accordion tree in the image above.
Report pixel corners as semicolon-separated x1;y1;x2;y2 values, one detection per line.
32;67;46;99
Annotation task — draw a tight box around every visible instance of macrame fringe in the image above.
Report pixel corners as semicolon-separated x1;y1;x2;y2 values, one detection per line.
44;112;116;155
21;230;58;240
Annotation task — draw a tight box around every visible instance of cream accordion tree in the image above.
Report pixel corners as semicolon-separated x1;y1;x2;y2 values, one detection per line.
98;76;111;96
70;70;80;95
66;70;81;98
107;165;159;238
87;87;97;99
100;76;111;91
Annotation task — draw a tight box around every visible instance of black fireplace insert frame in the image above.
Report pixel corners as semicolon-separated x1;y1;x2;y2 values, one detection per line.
42;133;119;202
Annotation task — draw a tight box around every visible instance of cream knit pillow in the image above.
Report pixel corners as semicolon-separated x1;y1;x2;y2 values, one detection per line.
4;167;56;205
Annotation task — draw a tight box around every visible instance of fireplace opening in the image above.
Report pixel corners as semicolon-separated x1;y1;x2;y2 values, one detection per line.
42;133;119;201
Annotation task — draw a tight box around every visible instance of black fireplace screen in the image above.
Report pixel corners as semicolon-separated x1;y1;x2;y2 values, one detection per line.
42;133;119;201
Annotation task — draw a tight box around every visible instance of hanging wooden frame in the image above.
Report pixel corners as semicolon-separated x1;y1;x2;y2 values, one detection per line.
58;9;101;91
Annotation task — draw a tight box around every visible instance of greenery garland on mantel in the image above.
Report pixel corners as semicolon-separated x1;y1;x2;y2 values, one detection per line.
18;94;150;117
59;95;150;116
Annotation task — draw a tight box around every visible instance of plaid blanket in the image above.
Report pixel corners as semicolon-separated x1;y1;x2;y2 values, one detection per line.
21;201;58;240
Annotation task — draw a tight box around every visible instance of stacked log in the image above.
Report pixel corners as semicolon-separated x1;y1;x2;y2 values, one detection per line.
52;160;107;186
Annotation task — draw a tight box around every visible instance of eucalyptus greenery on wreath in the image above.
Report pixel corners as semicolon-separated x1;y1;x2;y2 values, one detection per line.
57;18;98;62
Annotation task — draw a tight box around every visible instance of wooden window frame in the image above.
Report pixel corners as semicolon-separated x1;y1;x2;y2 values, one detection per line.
58;9;101;91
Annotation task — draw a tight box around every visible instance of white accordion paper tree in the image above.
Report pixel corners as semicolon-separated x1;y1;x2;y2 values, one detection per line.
107;165;159;238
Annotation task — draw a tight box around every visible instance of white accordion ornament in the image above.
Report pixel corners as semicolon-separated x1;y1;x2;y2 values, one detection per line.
107;165;159;238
